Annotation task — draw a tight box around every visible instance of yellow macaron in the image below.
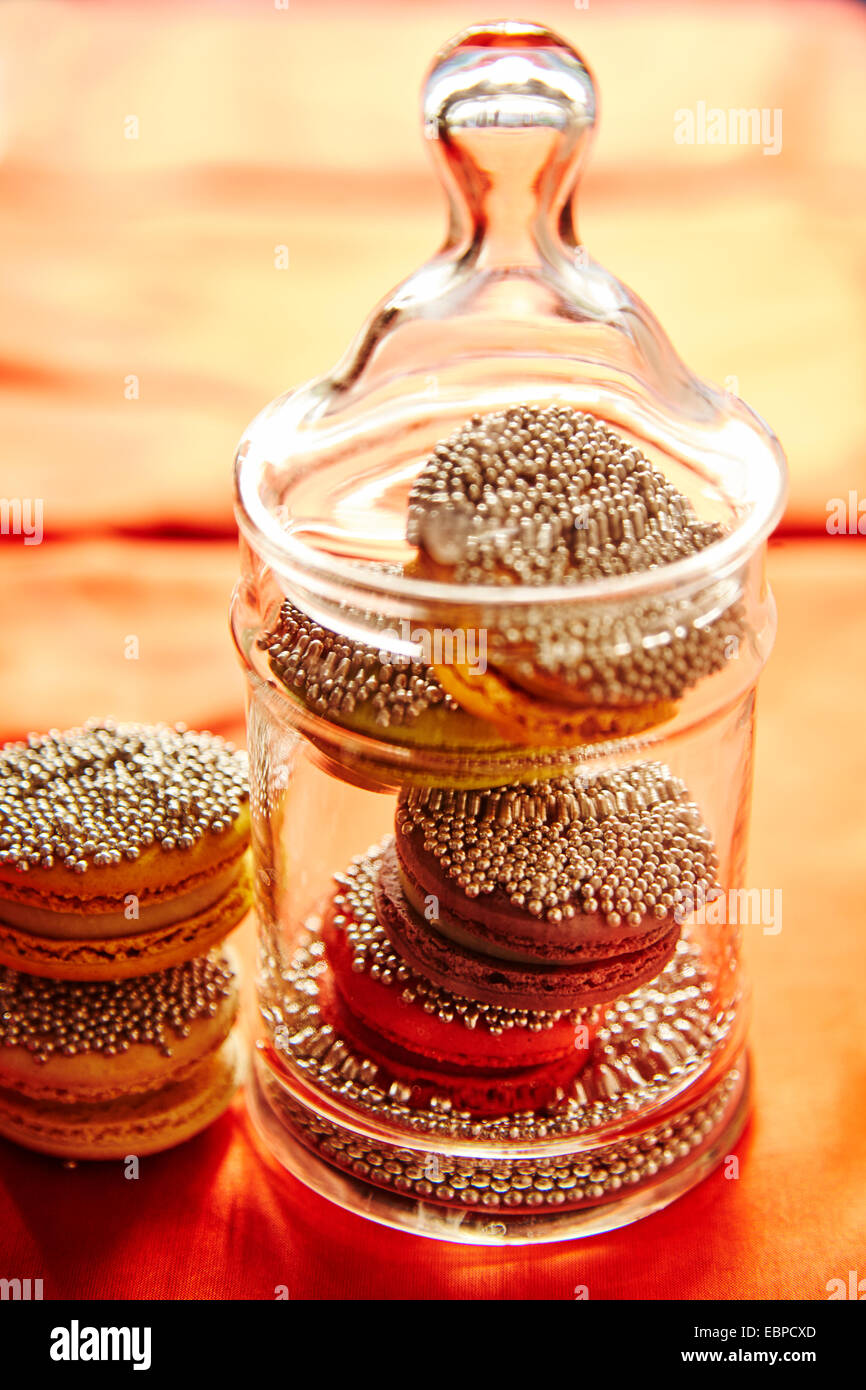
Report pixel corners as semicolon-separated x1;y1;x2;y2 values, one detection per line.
0;1035;244;1160
0;949;243;1158
0;721;251;979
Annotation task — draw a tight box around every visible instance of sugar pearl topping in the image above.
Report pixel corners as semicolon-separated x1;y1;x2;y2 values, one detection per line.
408;405;723;583
397;764;718;926
407;406;743;701
0;722;248;874
0;953;235;1063
490;590;742;704
261;600;457;727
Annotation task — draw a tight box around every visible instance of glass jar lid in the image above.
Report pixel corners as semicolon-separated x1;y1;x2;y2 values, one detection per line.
235;19;785;624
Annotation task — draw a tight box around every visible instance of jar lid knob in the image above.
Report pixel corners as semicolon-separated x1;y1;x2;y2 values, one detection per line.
422;21;597;262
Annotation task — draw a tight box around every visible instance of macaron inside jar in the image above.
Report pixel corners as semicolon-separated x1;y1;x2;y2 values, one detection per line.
381;762;719;1010
406;406;743;744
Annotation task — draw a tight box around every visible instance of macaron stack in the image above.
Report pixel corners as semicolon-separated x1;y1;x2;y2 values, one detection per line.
0;721;251;1159
319;865;596;1117
251;404;738;1215
306;760;717;1123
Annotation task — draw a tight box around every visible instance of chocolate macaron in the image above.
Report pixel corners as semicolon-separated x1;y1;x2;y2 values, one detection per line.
0;950;242;1158
0;722;250;979
379;763;718;1010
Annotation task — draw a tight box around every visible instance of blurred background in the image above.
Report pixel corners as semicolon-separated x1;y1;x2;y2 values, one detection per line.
0;0;864;1299
0;0;863;740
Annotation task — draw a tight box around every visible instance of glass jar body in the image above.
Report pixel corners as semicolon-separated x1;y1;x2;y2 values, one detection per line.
236;540;773;1243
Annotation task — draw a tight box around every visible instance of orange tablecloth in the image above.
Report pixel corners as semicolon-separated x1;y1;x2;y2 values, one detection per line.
0;0;864;1299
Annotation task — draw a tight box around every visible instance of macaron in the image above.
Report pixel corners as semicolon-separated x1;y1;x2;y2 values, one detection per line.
0;950;242;1159
258;596;523;793
0;1038;243;1161
0;722;251;979
379;763;718;1009
376;857;679;1012
320;973;590;1116
406;405;743;743
260;597;497;749
258;597;604;790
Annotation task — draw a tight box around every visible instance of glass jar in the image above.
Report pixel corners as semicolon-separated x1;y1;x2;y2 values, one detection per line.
232;21;786;1243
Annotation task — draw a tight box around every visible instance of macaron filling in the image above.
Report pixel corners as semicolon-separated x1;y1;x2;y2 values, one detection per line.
0;854;246;938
